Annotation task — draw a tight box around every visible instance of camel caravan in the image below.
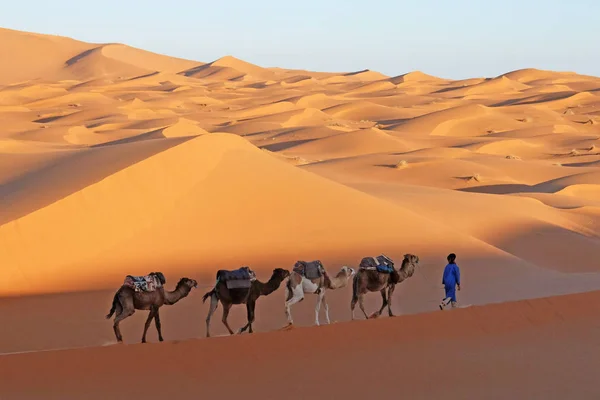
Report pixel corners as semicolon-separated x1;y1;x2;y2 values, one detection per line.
106;254;419;343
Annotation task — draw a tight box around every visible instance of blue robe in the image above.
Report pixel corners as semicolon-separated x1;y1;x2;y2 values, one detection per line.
442;263;460;302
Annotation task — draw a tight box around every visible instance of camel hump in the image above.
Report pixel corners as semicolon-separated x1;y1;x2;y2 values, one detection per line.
376;254;394;267
293;260;324;279
123;273;165;292
216;266;256;289
359;257;378;270
359;255;395;273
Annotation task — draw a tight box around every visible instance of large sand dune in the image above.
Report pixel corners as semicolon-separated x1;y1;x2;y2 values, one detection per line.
1;27;600;386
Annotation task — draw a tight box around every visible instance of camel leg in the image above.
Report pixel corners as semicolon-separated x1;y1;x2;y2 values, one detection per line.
141;307;157;343
322;293;331;324
205;293;219;338
315;290;324;326
350;294;358;320
154;308;164;342
247;301;256;334
377;289;388;317
238;300;256;334
221;302;235;335
358;294;370;320
284;286;304;325
387;285;396;317
112;305;134;343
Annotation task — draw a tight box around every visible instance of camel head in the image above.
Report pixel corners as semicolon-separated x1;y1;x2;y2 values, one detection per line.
271;268;291;281
340;266;356;278
176;277;198;292
402;254;420;271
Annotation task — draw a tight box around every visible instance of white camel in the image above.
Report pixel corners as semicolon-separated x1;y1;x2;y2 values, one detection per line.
284;265;355;326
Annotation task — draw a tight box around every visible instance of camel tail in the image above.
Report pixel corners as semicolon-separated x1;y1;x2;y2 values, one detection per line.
106;291;119;319
202;288;216;303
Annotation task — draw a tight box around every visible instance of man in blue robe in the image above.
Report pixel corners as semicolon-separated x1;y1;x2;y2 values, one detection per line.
440;253;461;310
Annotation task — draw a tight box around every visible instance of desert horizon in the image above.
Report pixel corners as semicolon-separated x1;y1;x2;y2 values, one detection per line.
1;25;600;399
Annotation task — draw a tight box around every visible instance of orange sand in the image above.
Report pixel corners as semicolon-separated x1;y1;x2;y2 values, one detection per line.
2;290;600;399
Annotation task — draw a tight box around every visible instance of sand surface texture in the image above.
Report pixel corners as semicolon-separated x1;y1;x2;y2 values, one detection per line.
1;27;600;398
1;291;600;400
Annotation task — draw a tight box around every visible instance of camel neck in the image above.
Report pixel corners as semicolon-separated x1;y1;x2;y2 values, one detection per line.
397;261;415;282
164;286;189;305
257;277;281;296
327;273;350;289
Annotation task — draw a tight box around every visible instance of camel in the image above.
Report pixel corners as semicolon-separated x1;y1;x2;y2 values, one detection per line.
351;254;419;320
285;265;355;326
202;268;290;337
106;274;198;343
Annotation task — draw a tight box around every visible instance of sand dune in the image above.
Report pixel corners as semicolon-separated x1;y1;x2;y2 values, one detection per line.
1;133;502;296
343;69;389;81
500;68;572;83
471;138;541;157
293;93;345;109
501;91;598;109
458;76;531;95
100;44;201;73
161;118;209;137
323;100;413;121
284;127;412;158
390;103;526;136
63;46;153;81
0;27;92;84
1;28;600;392
181;56;276;82
281;107;332;127
390;71;447;84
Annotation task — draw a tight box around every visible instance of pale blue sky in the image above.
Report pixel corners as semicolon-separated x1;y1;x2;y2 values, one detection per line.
1;0;599;79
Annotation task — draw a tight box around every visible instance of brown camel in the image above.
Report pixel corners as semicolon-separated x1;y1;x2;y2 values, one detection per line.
106;275;198;343
285;265;355;326
202;268;290;337
351;254;419;320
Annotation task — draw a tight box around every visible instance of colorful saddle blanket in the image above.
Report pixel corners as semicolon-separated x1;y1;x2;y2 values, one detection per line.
216;266;256;289
124;272;165;292
293;260;325;280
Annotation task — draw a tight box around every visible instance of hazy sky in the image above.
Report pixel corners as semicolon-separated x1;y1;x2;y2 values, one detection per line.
2;0;598;79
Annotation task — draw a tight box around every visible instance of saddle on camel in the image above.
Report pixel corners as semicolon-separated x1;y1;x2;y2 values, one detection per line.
215;266;257;289
293;260;326;293
123;272;166;292
359;254;395;273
